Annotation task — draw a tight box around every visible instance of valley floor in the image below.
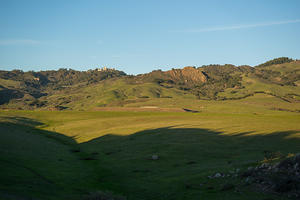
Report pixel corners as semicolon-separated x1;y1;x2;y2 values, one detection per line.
0;95;300;200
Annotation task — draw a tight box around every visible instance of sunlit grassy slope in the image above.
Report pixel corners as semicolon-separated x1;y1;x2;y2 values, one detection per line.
218;74;300;99
218;61;300;100
40;79;196;110
35;61;300;111
1;95;300;200
2;60;300;111
258;60;300;73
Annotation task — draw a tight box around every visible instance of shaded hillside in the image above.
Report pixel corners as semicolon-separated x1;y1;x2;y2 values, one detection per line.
0;57;299;110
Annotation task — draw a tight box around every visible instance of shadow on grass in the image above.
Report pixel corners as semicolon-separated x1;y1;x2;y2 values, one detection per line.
1;116;44;127
83;127;300;160
80;127;300;200
0;117;86;200
1;117;300;200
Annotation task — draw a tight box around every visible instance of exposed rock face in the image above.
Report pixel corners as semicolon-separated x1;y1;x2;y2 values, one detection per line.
138;66;208;86
166;67;208;84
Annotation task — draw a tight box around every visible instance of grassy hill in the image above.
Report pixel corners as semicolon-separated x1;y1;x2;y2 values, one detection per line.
218;60;300;101
1;57;300;111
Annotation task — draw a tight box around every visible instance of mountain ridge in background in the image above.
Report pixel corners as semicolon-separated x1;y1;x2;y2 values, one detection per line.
0;57;300;110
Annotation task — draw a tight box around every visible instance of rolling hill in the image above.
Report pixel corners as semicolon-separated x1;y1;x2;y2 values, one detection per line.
0;57;300;111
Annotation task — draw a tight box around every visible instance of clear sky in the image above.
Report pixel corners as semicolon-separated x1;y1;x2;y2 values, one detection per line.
0;0;300;74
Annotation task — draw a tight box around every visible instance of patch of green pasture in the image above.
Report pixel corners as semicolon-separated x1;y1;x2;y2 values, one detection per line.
1;100;300;199
121;93;300;114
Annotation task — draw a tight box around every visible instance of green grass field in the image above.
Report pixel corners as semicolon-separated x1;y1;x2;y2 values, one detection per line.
1;95;300;199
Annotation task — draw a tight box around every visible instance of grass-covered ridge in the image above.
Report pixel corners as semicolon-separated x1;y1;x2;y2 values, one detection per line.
1;57;300;110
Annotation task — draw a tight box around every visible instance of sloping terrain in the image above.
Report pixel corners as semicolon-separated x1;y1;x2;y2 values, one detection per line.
218;60;300;101
0;57;300;111
0;68;127;110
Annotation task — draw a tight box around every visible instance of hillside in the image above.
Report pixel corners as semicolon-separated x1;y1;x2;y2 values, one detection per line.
0;68;127;110
0;57;300;110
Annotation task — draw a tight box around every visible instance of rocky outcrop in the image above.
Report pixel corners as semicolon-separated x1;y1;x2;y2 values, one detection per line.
166;67;208;84
241;154;300;198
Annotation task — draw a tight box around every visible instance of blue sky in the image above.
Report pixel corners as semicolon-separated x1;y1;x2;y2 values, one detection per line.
0;0;300;74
